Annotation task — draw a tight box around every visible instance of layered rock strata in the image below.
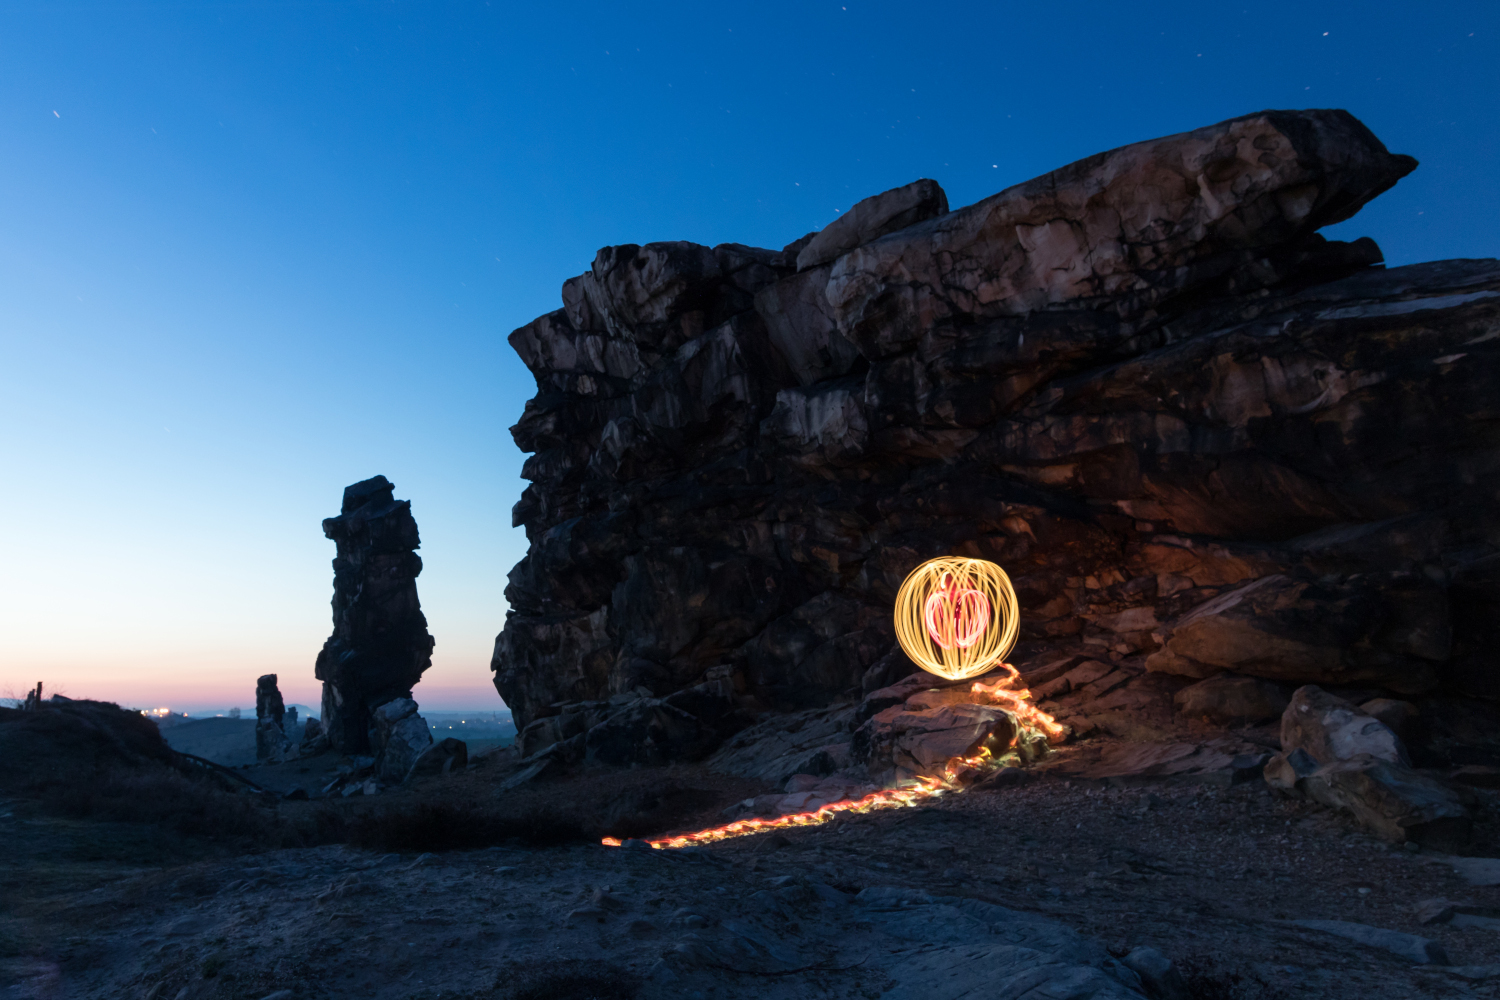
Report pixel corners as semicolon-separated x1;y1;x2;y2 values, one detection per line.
493;109;1499;769
315;476;436;755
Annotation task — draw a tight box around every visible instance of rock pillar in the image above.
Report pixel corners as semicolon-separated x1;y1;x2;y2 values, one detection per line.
314;475;436;755
254;673;288;761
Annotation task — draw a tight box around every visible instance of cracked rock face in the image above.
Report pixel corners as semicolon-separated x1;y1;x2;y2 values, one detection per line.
492;109;1499;765
315;476;435;756
1266;686;1471;850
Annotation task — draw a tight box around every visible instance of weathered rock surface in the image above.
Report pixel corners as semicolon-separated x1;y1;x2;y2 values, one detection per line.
1046;738;1273;788
857;702;1017;783
255;674;285;730
1280;685;1410;767
369;697;433;783
316;476;435;755
795;178;948;271
1146;573;1448;693
254;674;289;762
492;108;1500;768
1290;919;1449;964
1267;686;1471;849
407;736;467;779
1173;672;1290;723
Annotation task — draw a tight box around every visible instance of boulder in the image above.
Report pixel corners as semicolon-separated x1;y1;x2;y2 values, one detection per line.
1279;686;1409;767
857;703;1017;783
1173;673;1291;724
315;476;436;755
795;178;949;272
408;737;467;779
826;109;1413;355
1266;686;1470;849
1300;756;1472;852
370;697;433;784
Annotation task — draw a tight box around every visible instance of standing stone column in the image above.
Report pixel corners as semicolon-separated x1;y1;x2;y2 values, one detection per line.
314;476;436;755
255;674;288;761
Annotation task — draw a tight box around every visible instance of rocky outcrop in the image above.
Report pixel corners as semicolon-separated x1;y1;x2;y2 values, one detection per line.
1266;686;1471;850
492;108;1500;768
315;476;435;755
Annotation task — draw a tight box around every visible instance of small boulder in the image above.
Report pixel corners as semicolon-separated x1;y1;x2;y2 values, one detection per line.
1267;686;1470;849
407;738;468;780
857;702;1016;782
1301;756;1472;852
370;698;433;784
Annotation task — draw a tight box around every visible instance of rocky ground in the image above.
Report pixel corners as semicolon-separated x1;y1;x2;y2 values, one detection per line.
6;739;1500;1000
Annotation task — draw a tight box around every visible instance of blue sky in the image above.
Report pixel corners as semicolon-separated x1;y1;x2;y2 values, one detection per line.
2;1;1495;713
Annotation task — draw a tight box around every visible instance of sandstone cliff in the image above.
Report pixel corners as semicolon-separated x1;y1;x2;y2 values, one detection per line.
492;109;1499;765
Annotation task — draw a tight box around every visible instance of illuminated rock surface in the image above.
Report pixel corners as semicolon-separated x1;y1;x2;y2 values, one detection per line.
494;109;1499;798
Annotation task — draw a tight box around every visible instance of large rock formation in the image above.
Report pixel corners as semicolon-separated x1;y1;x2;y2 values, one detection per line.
492;109;1499;766
315;476;436;755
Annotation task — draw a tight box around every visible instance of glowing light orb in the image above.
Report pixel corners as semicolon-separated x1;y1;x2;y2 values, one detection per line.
894;556;1018;680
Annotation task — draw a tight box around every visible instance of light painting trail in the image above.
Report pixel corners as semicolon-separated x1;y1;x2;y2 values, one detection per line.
601;615;1065;851
894;557;1019;681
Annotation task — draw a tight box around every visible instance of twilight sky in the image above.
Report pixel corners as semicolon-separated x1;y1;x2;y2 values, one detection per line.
2;1;1496;714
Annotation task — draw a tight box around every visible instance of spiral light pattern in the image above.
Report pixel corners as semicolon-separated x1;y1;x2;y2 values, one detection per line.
894;556;1019;680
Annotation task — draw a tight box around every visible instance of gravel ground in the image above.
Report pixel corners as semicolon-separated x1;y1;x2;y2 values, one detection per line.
4;748;1500;1000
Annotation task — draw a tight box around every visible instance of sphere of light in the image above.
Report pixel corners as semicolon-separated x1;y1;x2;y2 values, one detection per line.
894;557;1019;680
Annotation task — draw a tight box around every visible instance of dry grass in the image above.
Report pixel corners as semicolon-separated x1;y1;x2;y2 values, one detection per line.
0;701;767;864
324;765;762;853
41;765;283;843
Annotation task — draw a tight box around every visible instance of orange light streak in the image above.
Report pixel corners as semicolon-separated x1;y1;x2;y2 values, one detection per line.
601;662;1066;851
